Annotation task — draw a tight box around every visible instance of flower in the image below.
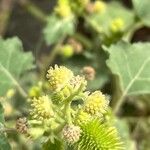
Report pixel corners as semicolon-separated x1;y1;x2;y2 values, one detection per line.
16;117;28;134
84;91;109;115
46;65;74;91
30;96;54;120
62;125;82;144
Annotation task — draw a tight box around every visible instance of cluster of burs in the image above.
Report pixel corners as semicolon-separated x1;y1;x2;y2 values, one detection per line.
16;65;124;150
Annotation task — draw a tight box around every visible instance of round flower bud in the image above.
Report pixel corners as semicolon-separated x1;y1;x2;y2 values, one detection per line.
16;117;28;134
93;1;106;13
62;125;82;144
84;91;109;115
30;96;54;121
81;66;96;80
110;18;124;33
55;1;72;18
60;45;74;58
46;65;74;91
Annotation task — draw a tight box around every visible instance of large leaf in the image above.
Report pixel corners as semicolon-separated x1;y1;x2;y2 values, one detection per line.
43;15;75;45
0;104;11;150
0;37;34;96
133;0;150;27
106;41;150;96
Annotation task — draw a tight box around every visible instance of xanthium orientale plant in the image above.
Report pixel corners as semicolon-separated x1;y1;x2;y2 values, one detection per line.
16;65;124;150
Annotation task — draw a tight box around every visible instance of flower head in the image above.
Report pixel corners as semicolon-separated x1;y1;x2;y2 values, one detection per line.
62;125;82;144
16;117;28;134
84;91;109;115
30;96;54;121
46;65;74;91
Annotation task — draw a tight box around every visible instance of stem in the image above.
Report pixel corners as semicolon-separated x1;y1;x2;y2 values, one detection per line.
63;82;85;124
73;33;92;49
18;0;47;23
113;92;126;115
16;83;28;98
123;21;143;42
0;127;16;133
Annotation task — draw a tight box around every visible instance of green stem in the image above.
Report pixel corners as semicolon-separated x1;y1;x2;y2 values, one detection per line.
123;21;143;42
63;82;85;124
73;32;92;49
19;0;47;23
0;127;16;133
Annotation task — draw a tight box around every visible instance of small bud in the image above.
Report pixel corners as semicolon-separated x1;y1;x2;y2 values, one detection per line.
28;86;41;98
6;89;15;99
84;91;109;115
46;65;74;91
62;125;82;144
81;66;96;80
93;1;106;13
68;38;83;54
16;117;28;134
110;18;124;33
55;0;72;18
59;45;74;58
30;96;54;121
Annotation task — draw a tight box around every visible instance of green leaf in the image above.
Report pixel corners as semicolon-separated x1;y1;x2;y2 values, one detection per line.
0;103;4;123
133;0;150;27
43;15;75;45
77;119;124;150
42;139;64;150
86;2;134;37
106;41;150;96
0;104;11;150
0;37;34;96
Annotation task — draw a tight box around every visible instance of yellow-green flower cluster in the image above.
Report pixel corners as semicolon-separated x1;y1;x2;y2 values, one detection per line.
84;91;109;116
30;96;54;121
46;65;73;91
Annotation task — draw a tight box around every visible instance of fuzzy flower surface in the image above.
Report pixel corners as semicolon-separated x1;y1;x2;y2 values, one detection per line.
46;65;74;91
62;125;82;144
84;91;109;115
30;95;54;121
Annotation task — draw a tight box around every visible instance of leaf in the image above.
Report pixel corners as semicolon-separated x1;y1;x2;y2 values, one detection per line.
43;15;75;45
86;2;134;37
0;103;4;123
106;41;150;96
0;104;11;150
133;0;150;27
42;138;64;150
0;37;34;96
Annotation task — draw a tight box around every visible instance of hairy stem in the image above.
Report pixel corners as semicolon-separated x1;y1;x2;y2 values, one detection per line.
19;0;47;23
